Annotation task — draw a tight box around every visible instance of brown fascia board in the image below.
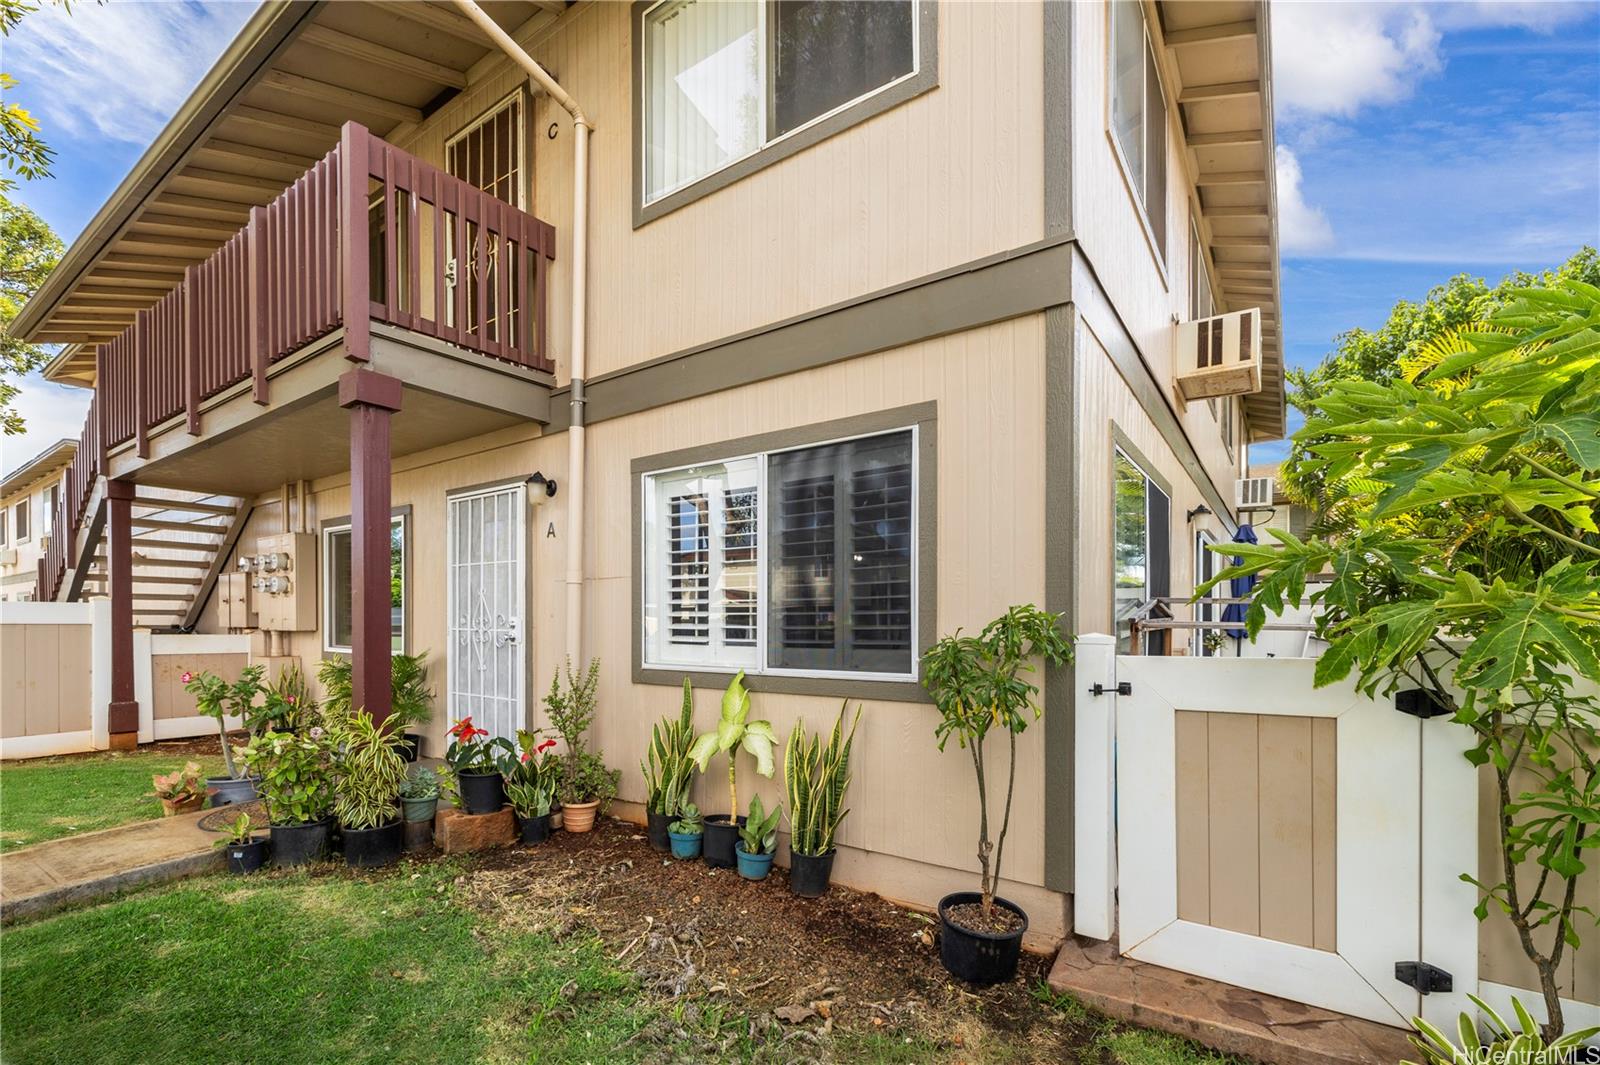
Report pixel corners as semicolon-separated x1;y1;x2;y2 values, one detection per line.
11;0;323;345
1;439;77;497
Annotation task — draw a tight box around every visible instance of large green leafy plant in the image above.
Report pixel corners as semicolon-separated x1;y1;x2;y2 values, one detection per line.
316;652;435;733
238;730;335;826
331;713;408;831
785;702;861;857
689;672;777;818
1206;279;1600;1037
184;665;272;779
642;678;697;818
922;605;1074;916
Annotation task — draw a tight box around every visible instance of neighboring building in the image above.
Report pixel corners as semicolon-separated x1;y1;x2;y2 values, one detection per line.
0;440;75;602
8;1;1283;939
1240;461;1316;541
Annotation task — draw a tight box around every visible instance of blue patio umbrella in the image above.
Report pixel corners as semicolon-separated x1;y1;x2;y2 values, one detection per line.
1220;523;1258;640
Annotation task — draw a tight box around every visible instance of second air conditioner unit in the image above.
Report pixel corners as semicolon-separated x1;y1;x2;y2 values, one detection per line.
1236;475;1276;511
1175;307;1263;401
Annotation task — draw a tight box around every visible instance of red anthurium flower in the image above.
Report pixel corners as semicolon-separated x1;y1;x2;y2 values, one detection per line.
520;752;530;763
537;738;557;753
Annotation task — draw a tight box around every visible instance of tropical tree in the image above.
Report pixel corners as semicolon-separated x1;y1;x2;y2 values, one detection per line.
1205;279;1600;1037
1;192;62;434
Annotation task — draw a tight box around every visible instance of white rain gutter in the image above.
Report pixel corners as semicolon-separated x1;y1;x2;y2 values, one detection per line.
452;0;592;664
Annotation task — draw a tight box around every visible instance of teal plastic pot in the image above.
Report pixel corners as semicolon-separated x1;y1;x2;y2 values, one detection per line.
735;842;774;881
669;831;702;860
401;796;438;823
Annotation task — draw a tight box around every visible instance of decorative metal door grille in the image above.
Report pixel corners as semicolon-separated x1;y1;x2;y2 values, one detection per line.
447;484;526;742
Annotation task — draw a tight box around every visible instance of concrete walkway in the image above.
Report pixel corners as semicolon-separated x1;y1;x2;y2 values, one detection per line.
1048;935;1416;1065
1;807;222;924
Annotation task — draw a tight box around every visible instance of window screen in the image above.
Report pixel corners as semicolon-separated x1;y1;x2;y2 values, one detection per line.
772;1;914;137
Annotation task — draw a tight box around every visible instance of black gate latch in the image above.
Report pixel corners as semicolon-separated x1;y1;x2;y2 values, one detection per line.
1089;682;1132;697
1395;961;1453;994
1395;688;1453;719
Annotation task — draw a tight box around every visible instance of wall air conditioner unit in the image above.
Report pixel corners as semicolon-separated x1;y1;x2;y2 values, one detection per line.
1236;475;1275;511
0;548;15;566
1175;307;1263;401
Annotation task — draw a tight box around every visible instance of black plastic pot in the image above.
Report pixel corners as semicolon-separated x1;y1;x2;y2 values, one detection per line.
458;771;505;815
271;817;333;867
645;811;671;853
702;815;746;869
207;775;261;806
788;849;836;898
224;837;270;874
519;813;552;845
937;892;1029;985
342;820;404;869
398;733;423;763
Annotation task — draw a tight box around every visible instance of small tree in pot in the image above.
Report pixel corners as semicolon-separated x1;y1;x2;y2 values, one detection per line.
184;666;270;805
641;678;697;852
689;671;777;869
922;604;1074;984
546;658;619;834
784;702;861;897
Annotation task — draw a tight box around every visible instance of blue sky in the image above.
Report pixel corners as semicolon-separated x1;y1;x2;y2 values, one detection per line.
3;0;1598;476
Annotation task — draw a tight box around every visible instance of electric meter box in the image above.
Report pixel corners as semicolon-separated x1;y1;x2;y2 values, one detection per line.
253;532;316;631
217;571;257;630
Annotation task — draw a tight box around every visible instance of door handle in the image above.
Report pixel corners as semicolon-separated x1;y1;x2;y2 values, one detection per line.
499;617;520;646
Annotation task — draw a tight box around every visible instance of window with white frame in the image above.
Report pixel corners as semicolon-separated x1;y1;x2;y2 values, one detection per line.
642;428;917;678
641;0;918;205
0;505;7;546
1110;0;1168;258
323;515;407;654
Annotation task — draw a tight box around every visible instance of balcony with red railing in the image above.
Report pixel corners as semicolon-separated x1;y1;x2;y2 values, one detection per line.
38;122;559;601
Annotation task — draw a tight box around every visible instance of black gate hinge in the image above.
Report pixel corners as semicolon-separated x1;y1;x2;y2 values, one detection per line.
1395;689;1453;720
1395;961;1453;994
1089;682;1132;697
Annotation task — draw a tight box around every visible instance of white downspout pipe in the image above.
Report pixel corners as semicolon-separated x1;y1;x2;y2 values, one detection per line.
452;0;592;665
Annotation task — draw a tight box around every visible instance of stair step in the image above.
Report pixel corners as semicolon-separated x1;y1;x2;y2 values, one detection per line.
125;592;196;602
129;518;229;535
84;574;200;586
131;496;240;516
94;555;213;569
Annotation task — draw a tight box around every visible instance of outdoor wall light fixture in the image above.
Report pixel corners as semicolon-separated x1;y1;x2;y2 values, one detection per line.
526;472;558;498
1186;504;1213;523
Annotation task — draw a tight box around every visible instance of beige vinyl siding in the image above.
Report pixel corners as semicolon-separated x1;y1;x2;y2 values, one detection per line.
0;622;93;737
387;0;1045;382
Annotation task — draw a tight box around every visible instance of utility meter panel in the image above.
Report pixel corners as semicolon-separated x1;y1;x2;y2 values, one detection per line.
217;571;257;630
252;532;316;631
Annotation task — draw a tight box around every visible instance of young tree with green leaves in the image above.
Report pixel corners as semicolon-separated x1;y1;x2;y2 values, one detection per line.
1206;279;1599;1037
1;192;63;434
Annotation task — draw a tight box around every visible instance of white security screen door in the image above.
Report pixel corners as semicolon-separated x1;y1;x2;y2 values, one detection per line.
447;484;526;741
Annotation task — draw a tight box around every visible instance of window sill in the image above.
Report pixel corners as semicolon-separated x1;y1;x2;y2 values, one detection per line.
634;664;930;704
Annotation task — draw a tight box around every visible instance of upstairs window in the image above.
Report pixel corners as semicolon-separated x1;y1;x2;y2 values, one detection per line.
641;0;919;205
446;90;527;208
43;483;59;537
642;427;918;679
1111;0;1168;259
13;498;29;542
0;506;7;546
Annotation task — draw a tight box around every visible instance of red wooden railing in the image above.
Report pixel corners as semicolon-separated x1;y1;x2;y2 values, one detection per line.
94;122;556;456
38;393;102;601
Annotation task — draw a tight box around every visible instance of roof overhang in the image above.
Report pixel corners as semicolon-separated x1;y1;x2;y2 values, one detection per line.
2;439;76;497
13;0;567;375
1154;0;1285;441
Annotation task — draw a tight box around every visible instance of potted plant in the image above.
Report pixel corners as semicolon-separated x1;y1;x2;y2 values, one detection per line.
332;711;408;869
214;810;269;874
263;663;315;733
668;802;703;860
783;702;861;898
148;761;206;815
184;667;267;805
545;658;619;834
734;795;780;881
505;729;560;844
688;671;777;869
400;764;440;823
641;678;697;852
444;716;514;814
318;652;435;761
922;604;1073;984
238;727;336;867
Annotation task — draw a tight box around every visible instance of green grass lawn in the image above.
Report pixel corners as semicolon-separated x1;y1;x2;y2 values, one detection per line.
0;860;1245;1065
0;748;225;852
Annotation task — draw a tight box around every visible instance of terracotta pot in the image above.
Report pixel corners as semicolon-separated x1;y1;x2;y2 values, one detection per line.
561;800;599;833
160;794;204;816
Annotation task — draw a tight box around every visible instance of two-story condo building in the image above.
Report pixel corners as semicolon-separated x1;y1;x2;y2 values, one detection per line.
0;440;75;602
8;0;1282;941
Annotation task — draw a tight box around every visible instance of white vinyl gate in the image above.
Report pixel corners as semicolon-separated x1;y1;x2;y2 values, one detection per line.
1073;633;1600;1034
447;483;527;741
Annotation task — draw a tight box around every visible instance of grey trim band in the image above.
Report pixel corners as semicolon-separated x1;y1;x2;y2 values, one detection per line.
630;402;937;704
548;236;1074;431
1042;302;1076;894
632;0;939;229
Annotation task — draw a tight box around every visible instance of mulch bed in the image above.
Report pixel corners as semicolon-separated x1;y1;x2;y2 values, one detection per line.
458;817;1096;1061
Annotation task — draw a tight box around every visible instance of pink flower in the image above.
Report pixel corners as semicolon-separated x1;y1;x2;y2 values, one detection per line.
520;752;531;763
309;726;324;740
180;671;193;684
286;695;296;705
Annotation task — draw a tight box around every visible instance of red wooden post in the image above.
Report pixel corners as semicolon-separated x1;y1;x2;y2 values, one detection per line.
338;369;401;723
106;479;139;749
339;123;372;363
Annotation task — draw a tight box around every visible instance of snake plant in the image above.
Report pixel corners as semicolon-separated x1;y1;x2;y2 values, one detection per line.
1404;994;1599;1064
784;701;861;856
642;677;697;816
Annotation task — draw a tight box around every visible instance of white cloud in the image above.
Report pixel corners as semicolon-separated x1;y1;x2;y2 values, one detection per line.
1271;3;1443;119
2;375;91;481
1274;146;1335;255
7;0;257;146
1431;1;1594;34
